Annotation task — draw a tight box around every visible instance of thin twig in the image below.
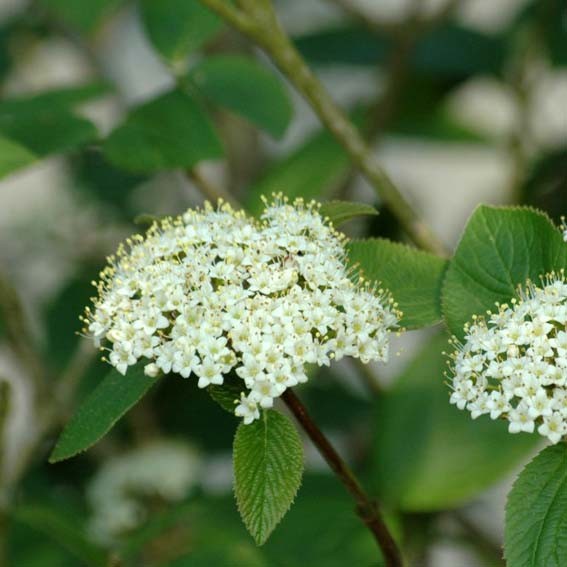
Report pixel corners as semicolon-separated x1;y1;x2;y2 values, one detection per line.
198;0;447;256
282;389;402;567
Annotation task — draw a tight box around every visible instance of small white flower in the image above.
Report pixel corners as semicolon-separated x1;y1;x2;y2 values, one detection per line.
449;272;567;444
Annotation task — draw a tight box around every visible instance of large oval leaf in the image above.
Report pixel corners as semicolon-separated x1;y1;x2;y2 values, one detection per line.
103;89;223;172
233;409;304;545
49;364;158;463
505;444;567;567
373;333;540;511
442;205;567;340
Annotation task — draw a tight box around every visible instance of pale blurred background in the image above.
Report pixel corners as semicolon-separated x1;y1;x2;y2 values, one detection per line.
0;0;566;565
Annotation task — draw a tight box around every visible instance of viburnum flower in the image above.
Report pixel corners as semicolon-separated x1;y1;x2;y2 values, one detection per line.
448;272;567;443
82;196;399;423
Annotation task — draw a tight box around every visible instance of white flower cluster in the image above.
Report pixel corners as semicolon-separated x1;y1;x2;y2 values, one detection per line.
83;197;398;423
449;273;567;444
87;441;201;543
562;216;567;242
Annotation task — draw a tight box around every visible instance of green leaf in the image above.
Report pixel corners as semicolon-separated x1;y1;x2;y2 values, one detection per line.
14;505;107;567
347;238;448;329
208;373;245;414
319;200;378;227
0;83;109;113
373;333;540;511
38;0;124;33
190;55;293;139
0;86;103;157
72;149;148;216
413;24;506;78
49;364;158;463
246;129;351;215
295;26;389;66
44;268;101;371
442;205;567;340
505;444;567;567
233;410;304;545
390;108;487;143
140;0;221;63
296;23;506;77
0;135;36;178
103;89;223;172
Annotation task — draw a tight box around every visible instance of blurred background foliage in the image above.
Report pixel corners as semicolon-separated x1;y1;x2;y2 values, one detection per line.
0;0;566;565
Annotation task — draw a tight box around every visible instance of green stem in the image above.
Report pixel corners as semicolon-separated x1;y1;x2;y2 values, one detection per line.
199;0;448;256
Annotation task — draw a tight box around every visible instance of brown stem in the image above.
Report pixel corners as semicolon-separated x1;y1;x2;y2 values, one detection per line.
281;389;403;567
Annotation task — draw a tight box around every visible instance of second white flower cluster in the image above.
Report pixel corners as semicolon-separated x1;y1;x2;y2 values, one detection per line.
450;274;567;443
83;197;398;423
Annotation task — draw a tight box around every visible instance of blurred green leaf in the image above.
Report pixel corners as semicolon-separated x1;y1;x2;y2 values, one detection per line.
505;444;567;567
140;0;222;63
0;110;97;157
413;24;506;78
234;410;304;545
320;200;378;227
190;55;293;139
122;475;387;566
208;373;245;414
442;206;567;340
0;83;109;113
8;522;78;567
73;148;148;215
295;26;389;66
262;475;387;567
49;364;159;462
103;89;223;172
296;24;506;78
154;374;237;451
348;238;448;329
509;0;567;67
0;135;36;179
246;129;351;215
299;368;371;430
0;18;20;82
167;544;267;567
13;505;107;567
0;85;106;158
44;268;100;371
38;0;124;33
390;108;488;142
4;111;97;156
373;333;540;511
